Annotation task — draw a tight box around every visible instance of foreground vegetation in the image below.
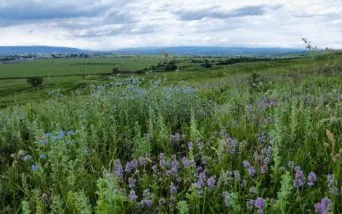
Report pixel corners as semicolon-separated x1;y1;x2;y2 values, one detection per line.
0;53;342;213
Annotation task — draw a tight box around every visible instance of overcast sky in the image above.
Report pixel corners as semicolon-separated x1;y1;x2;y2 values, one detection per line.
0;0;341;50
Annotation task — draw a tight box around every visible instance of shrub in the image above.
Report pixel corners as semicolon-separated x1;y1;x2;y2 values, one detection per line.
26;77;44;87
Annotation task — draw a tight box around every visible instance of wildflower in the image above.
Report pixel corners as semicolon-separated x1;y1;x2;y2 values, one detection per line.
314;197;332;214
207;176;216;189
38;139;48;145
197;172;206;188
128;177;136;189
226;170;233;177
227;136;238;154
255;197;265;214
140;199;153;208
294;165;301;172
57;131;64;139
171;155;179;176
125;162;134;173
241;179;247;187
307;172;317;186
169;183;177;195
66;130;75;136
196;166;203;172
129;190;138;201
138;157;147;166
181;157;195;169
243;160;251;168
113;159;123;177
293;170;305;188
260;165;268;174
248;167;256;177
31;164;39;172
287;161;294;169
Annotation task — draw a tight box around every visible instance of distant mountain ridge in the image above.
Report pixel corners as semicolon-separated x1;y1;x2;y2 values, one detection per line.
0;46;84;55
114;46;307;56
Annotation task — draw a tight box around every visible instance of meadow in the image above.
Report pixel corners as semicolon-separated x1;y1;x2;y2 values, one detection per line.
0;52;342;213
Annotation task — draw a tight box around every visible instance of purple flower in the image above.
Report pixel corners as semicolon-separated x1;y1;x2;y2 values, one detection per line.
31;164;39;172
197;172;206;188
263;157;271;165
113;159;123;177
171;155;179;176
181;157;195;168
227;137;238;154
138;157;147;166
260;165;268;174
169;183;177;195
314;197;332;214
294;165;301;172
307;172;317;186
129;190;138;201
254;198;265;209
140;199;153;208
196;166;203;172
125;162;134;173
248;167;256;177
226;170;233;177
128;177;136;189
243;160;251;168
207;176;216;189
293;170;305;188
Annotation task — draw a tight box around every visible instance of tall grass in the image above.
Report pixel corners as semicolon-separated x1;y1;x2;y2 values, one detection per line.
0;64;341;213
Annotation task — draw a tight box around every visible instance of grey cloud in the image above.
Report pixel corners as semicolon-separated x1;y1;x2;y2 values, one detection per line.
74;24;156;38
175;5;282;21
0;1;108;20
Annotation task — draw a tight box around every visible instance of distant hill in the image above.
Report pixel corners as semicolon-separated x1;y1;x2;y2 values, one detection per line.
114;46;307;56
0;46;84;55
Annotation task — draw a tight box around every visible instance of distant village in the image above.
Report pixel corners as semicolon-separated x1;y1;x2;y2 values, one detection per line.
0;53;92;64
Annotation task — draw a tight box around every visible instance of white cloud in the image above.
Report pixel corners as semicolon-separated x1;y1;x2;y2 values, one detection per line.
0;0;341;49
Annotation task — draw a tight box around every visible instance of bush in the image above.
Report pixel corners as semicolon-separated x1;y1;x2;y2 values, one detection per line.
26;77;44;87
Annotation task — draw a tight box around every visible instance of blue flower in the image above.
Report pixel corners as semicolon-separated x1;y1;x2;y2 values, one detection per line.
66;130;75;136
31;164;39;172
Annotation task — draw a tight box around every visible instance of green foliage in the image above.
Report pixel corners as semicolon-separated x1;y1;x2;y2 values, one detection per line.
27;76;44;87
0;54;342;213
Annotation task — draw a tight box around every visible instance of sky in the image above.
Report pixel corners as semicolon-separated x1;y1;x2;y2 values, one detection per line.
0;0;341;50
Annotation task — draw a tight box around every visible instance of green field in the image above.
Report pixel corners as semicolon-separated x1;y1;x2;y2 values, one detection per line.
1;53;342;213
